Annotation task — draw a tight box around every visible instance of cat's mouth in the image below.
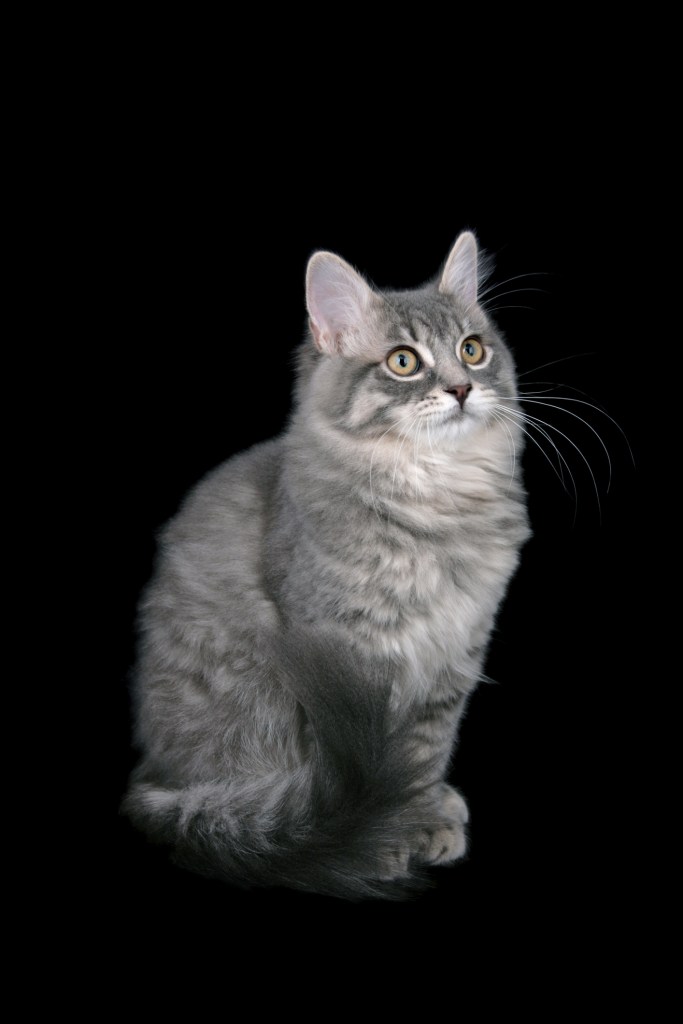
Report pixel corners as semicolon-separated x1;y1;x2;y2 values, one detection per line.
434;399;490;436
443;401;472;423
425;398;472;422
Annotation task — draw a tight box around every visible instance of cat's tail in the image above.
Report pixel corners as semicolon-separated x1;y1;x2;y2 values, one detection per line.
122;633;459;901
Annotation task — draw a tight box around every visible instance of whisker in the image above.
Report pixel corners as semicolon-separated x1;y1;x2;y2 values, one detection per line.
478;271;553;302
497;396;614;491
410;419;420;504
390;422;412;502
368;408;420;521
519;394;635;467
516;384;565;395
517;380;599;399
490;411;517;494
414;420;426;505
483;304;537;314
495;405;576;503
509;405;603;522
426;417;435;458
390;412;422;504
517;354;598;379
482;286;548;303
520;399;615;490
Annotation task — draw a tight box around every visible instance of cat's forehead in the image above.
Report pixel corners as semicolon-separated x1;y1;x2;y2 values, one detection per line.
380;288;479;346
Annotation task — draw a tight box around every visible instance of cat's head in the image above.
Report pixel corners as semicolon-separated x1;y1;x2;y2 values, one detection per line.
301;231;519;444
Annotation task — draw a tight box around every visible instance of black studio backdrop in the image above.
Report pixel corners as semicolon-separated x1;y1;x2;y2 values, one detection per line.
106;146;648;939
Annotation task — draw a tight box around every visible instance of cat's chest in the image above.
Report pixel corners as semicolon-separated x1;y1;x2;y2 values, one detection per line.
277;438;528;688
356;525;515;670
285;505;522;688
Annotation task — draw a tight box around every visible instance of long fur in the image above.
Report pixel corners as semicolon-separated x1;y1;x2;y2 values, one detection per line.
122;231;531;900
124;635;443;899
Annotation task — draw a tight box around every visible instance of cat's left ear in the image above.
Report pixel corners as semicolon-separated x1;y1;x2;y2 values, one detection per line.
306;252;377;358
439;231;479;307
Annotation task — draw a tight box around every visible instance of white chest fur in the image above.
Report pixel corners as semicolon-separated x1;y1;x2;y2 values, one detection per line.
299;448;525;696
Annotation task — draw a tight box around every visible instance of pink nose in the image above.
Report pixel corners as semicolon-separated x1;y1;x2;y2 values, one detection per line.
445;385;472;409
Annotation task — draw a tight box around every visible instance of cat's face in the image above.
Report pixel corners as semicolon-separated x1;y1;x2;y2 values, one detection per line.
320;290;518;442
303;232;519;445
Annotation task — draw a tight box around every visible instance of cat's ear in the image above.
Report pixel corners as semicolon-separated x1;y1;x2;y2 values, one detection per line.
439;231;479;307
306;252;376;357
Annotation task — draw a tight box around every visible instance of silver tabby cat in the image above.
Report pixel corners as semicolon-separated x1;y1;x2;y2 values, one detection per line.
123;231;531;899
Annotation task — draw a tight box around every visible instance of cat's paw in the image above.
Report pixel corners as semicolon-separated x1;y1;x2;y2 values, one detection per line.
439;783;469;825
413;784;469;866
371;785;469;878
415;819;466;865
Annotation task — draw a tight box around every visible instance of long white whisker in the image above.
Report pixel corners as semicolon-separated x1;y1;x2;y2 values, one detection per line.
517;354;598;379
517;385;566;395
518;380;598;399
518;394;635;467
498;396;615;492
509;406;603;522
496;406;576;500
484;304;537;314
368;408;421;521
490;411;517;494
482;286;548;302
478;271;552;301
391;412;421;503
518;399;614;491
413;420;425;504
426;416;435;458
369;422;400;521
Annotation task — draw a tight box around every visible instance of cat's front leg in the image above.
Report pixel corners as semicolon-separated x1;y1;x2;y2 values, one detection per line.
403;680;472;867
373;783;468;880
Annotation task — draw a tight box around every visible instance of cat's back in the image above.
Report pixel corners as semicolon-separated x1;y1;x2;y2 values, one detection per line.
141;438;284;642
131;437;296;777
163;437;282;549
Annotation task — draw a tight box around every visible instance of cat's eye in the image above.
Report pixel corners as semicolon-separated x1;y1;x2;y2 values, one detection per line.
460;337;485;365
387;348;421;377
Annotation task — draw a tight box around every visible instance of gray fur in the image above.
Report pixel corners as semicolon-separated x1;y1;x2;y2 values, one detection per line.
122;231;531;900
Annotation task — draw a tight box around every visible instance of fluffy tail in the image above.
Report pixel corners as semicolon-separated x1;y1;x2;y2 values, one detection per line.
122;636;452;900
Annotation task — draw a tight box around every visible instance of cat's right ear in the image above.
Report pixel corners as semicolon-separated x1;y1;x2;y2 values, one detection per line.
439;231;479;308
306;252;376;358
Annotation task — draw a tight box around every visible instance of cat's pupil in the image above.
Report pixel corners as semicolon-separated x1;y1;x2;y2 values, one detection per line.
398;354;409;367
464;344;475;357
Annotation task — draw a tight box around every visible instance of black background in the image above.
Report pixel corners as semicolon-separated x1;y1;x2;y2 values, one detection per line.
97;78;663;975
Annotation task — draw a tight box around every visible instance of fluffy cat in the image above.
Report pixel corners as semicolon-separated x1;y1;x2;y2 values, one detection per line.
122;230;531;899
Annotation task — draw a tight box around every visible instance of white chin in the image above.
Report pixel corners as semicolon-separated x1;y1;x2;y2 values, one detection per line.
436;411;481;439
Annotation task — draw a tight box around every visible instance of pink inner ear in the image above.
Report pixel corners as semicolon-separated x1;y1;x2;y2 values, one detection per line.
309;318;344;356
309;318;324;351
306;253;372;356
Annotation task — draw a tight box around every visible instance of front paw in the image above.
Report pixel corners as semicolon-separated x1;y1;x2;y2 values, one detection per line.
439;783;469;826
414;784;469;866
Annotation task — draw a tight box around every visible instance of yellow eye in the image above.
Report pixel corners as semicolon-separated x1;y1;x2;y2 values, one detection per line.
387;348;420;377
460;337;485;365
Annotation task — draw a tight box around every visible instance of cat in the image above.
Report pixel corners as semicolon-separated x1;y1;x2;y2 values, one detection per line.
122;230;532;900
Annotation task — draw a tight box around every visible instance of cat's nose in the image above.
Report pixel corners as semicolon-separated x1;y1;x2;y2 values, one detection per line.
445;384;472;409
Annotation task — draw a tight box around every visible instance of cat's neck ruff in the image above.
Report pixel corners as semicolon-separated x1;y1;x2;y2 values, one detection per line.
281;409;528;701
288;406;524;529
